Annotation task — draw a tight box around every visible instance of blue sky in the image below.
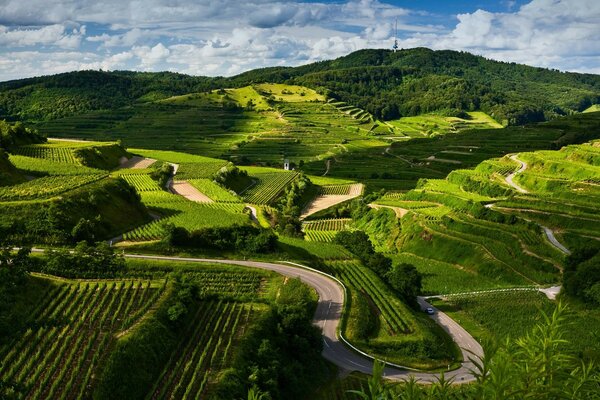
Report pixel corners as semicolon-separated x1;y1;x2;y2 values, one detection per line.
0;0;598;81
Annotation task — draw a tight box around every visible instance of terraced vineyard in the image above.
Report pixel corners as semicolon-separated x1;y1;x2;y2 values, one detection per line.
123;200;248;241
121;174;162;192
148;301;255;399
0;174;106;201
328;261;413;334
9;155;104;176
303;218;352;242
188;178;241;202
12;144;79;164
0;279;165;400
242;171;298;204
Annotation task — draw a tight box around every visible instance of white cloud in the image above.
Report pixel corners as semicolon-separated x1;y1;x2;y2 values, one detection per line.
0;0;598;80
403;0;600;71
0;24;85;49
132;43;170;68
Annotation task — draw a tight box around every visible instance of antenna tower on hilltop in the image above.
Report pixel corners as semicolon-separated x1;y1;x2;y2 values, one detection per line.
392;18;399;52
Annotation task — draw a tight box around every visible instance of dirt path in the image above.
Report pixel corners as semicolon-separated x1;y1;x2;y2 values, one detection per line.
322;159;331;176
170;181;213;203
301;184;364;219
506;155;529;193
245;205;259;224
119;156;157;169
368;203;409;218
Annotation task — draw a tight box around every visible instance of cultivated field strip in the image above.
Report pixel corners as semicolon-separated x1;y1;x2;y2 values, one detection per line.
0;280;165;400
12;145;78;164
242;171;298;204
302;218;352;242
122;202;247;241
148;301;254;400
328;261;413;335
121;174;163;192
0;174;106;201
188;179;241;203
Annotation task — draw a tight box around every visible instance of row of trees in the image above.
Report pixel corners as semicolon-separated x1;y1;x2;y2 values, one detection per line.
165;224;278;254
0;246;32;339
271;174;315;237
0;120;45;150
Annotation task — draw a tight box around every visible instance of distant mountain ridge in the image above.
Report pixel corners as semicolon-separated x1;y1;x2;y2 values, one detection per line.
1;48;599;125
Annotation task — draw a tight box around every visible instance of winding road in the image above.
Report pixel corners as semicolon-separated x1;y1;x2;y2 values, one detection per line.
122;253;482;382
505;155;529;193
501;155;571;255
27;248;483;382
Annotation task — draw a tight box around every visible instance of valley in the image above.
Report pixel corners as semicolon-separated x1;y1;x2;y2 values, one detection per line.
0;48;599;400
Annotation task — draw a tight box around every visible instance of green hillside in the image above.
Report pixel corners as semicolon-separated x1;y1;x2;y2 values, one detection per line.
2;48;599;127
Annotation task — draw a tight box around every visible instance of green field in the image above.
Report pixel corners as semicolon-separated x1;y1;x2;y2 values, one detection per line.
1;63;600;400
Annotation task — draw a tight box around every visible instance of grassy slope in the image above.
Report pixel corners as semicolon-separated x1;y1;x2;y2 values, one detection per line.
0;177;150;244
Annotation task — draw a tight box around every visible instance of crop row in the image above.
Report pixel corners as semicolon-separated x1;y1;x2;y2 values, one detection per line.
188;178;241;202
242;172;298;204
304;230;338;242
0;174;106;201
0;280;164;399
186;271;263;296
12;145;78;164
328;261;413;335
148;301;253;399
319;184;354;195
303;218;352;231
121;174;162;192
123;203;248;241
177;161;229;179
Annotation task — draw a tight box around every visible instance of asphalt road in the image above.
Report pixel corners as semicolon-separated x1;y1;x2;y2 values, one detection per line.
122;253;484;383
506;154;529;193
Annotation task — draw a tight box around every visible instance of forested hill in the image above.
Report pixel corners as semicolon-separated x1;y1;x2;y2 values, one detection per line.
0;71;226;121
1;48;599;124
232;48;600;124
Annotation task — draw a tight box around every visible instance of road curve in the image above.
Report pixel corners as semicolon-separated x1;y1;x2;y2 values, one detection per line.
506;155;529;193
121;253;483;383
541;226;571;255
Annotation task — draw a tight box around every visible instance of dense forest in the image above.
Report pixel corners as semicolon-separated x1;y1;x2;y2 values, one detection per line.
1;48;599;125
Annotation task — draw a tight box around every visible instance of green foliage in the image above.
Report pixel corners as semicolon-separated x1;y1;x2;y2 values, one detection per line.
348;305;599;399
0;177;148;245
0;247;31;338
214;162;251;192
0;120;45;150
385;264;423;307
212;278;328;400
166;224;278;254
334;230;392;277
93;287;177;400
41;242;125;278
273;173;315;237
149;161;173;189
0;70;224;121
564;248;600;305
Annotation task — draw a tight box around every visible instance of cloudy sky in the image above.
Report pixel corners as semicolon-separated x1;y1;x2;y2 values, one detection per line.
0;0;599;81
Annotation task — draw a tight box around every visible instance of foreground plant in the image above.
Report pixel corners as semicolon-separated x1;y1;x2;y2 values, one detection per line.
349;303;600;399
